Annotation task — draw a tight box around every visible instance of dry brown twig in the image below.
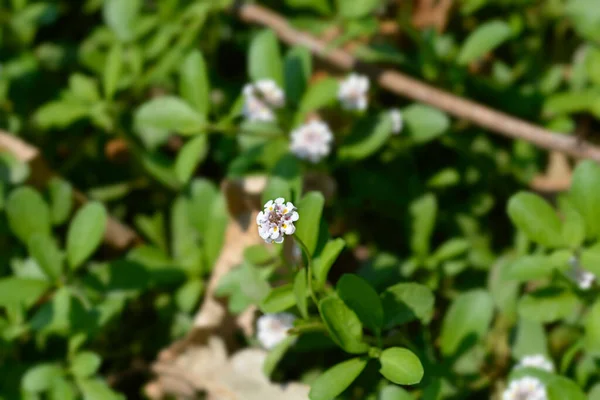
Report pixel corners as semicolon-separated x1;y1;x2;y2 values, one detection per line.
235;4;600;163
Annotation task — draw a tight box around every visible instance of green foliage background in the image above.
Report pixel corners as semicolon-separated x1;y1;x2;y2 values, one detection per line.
1;0;600;399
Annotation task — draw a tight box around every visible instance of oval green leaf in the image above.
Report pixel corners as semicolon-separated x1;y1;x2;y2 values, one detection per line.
66;202;108;270
319;297;369;354
379;347;424;385
337;274;383;331
6;186;51;244
457;20;512;65
507;192;563;248
309;357;368;400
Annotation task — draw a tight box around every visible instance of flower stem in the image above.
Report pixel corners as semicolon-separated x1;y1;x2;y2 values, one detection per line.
294;236;319;306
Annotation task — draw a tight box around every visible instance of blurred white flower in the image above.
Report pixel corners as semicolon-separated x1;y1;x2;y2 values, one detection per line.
257;312;296;350
290;120;333;163
516;354;554;372
338;73;369;111
568;255;595;290
389;108;403;134
242;79;285;122
256;198;299;244
502;377;547;400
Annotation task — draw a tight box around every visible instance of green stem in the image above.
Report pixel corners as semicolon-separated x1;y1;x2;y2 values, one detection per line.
294;236;319;306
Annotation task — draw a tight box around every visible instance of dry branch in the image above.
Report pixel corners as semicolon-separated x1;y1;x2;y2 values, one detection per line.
0;132;142;252
236;4;600;163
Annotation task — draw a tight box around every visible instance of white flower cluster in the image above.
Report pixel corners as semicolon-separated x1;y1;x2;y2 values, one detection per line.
502;377;547;400
338;73;370;111
516;354;554;372
290;120;334;163
242;79;285;122
568;255;595;290
389;108;403;134
256;198;299;244
257;312;296;350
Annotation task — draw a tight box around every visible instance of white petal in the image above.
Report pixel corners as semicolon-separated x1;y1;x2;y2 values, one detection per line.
290;211;299;221
264;200;274;208
275;197;285;204
274;235;284;244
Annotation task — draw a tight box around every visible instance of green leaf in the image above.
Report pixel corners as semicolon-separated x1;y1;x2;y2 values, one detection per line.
503;255;561;282
22;363;63;393
410;193;437;257
175;278;204;313
77;378;124;400
204;194;228;270
296;77;339;123
565;0;600;42
336;0;379;19
381;282;435;326
339;113;394;160
28;233;63;281
431;238;469;263
263;335;296;378
507;192;563;248
69;74;101;104
309;357;368;400
261;284;297;313
440;290;494;355
188;179;219;235
284;46;312;107
103;44;122;100
49;377;76;400
174;135;208;184
48;177;73;225
457;20;512;65
170;195;200;272
35;101;89;129
558;195;586;248
0;277;49;309
286;0;331;14
103;0;141;42
134;212;167;252
180;50;210;117
402;104;449;144
134;96;205;139
6;186;51;244
379;347;424;385
293;269;309;319
337;274;383;331
570;160;600;239
319;297;369;354
248;30;283;86
313;238;345;287
262;176;292;206
70;352;101;378
379;385;413;400
581;242;600;276
518;288;579;323
66;202;108;270
294;192;325;256
512;319;548;359
584;299;600;355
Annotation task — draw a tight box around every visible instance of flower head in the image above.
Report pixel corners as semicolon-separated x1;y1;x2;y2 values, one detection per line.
256;197;299;244
568;255;595;290
290;120;333;163
502;377;547;400
516;354;554;372
389;108;403;134
242;79;285;122
338;73;370;111
257;312;296;349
